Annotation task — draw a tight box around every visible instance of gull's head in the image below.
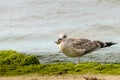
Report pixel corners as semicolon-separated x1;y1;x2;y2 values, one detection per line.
55;33;67;45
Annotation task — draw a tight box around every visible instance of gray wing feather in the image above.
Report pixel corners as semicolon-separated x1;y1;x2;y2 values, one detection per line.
71;38;97;53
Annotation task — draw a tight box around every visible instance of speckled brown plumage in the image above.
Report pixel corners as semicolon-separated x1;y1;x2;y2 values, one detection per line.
55;34;116;57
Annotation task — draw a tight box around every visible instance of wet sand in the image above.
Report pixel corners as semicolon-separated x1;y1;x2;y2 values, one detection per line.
1;75;120;80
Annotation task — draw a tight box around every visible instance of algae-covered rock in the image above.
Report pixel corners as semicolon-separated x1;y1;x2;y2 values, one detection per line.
0;50;40;65
23;55;40;65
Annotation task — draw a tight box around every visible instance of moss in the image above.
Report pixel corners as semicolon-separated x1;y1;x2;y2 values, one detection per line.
1;62;120;76
22;55;40;65
1;50;120;76
0;50;40;66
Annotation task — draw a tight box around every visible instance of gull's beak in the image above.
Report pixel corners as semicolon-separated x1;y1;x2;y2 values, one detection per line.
54;41;60;44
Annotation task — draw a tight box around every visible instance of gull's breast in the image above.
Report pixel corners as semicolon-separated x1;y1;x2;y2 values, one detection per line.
59;42;84;57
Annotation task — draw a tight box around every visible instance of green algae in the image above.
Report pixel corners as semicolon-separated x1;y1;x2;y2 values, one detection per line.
0;50;120;76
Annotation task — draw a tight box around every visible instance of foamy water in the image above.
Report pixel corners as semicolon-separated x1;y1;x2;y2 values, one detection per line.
0;0;120;63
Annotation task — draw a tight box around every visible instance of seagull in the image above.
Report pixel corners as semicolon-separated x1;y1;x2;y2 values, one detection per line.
55;33;116;57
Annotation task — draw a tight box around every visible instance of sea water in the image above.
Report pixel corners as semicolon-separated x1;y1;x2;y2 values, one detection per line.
0;0;120;63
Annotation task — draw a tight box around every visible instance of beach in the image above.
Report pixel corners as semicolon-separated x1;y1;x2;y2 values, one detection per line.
0;0;120;79
1;75;120;80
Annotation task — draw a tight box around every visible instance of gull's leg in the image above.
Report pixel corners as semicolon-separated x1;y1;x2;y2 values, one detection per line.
75;57;81;64
77;57;81;64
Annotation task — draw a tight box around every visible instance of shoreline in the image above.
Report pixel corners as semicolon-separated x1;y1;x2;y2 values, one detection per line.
1;75;120;80
1;50;120;79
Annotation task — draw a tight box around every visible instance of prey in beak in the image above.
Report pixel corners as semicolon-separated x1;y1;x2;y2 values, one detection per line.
54;38;63;44
54;41;60;44
54;33;67;45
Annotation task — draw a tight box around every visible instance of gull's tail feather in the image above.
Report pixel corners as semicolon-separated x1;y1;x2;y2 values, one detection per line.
93;41;116;48
105;42;116;47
